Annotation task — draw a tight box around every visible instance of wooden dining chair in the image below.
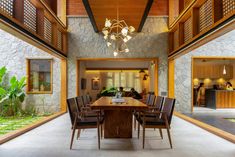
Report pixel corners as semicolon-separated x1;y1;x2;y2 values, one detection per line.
67;97;103;149
137;97;175;149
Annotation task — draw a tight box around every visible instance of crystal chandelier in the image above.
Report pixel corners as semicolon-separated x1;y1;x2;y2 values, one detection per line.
102;1;135;57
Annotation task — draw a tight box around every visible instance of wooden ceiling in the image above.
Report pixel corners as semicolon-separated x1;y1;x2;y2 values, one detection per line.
82;0;154;32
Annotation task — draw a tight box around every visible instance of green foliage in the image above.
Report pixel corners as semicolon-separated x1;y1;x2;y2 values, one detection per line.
0;66;7;84
0;66;26;116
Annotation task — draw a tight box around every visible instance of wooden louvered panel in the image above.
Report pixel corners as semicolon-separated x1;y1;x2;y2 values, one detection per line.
184;17;192;43
223;0;235;17
0;0;13;16
44;17;52;43
199;0;213;32
24;0;37;32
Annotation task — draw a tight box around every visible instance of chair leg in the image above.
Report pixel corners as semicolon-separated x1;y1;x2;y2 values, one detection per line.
134;117;136;130
100;124;103;139
142;126;145;149
159;129;163;139
77;129;81;140
166;127;173;149
70;127;76;150
137;123;140;139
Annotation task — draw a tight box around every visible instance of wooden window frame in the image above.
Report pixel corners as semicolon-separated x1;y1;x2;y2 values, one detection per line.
26;58;53;94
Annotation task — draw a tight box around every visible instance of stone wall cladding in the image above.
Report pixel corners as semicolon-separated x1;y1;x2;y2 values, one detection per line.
0;29;61;113
175;30;235;113
67;17;169;98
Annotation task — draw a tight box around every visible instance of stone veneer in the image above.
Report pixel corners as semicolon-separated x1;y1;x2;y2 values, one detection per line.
67;17;169;98
174;30;235;113
0;29;61;113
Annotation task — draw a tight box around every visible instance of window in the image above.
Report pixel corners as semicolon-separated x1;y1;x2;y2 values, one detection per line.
105;71;142;93
27;59;52;94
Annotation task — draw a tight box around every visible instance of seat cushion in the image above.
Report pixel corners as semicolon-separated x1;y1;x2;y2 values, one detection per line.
77;117;104;126
138;117;165;126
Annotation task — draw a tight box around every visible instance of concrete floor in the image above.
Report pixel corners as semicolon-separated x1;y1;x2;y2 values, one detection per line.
0;114;234;157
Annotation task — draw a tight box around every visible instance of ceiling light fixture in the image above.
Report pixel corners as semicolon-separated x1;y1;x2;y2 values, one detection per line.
102;0;135;56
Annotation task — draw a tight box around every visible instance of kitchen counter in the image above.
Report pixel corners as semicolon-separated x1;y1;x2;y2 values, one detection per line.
205;90;235;109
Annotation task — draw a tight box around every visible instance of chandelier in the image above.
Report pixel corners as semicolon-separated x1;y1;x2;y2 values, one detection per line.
102;1;135;57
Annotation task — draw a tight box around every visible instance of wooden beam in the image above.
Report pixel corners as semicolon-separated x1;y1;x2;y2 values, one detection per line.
82;0;99;32
137;0;154;32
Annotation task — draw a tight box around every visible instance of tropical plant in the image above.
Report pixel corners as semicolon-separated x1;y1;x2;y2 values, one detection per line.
0;66;26;116
1;76;26;116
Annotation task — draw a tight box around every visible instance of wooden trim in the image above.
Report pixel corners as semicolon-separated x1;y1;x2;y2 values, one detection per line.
174;111;235;144
191;57;194;112
26;59;53;94
0;111;66;145
82;0;99;33
86;68;149;70
77;58;158;61
168;59;175;98
60;59;67;112
138;0;154;32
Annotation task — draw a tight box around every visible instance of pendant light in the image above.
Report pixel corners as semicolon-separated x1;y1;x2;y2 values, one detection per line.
223;59;226;75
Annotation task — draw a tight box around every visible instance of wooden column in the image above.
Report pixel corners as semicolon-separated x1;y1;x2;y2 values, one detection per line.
212;0;223;23
154;59;158;95
179;22;184;45
76;60;80;96
13;0;24;23
192;8;199;37
52;23;58;48
168;59;175;98
36;9;44;38
60;59;67;112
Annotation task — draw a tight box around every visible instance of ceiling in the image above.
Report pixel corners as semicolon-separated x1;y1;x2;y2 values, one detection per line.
82;0;154;32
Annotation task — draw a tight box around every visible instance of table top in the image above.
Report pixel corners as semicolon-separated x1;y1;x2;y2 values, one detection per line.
91;97;148;110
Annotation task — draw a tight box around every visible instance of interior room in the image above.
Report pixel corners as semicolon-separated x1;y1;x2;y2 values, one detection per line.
0;0;234;156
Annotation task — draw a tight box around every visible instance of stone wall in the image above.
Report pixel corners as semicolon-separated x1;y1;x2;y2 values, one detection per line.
0;29;61;113
174;30;235;113
67;17;169;98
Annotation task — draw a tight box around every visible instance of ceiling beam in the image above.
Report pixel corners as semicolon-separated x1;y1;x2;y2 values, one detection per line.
82;0;99;33
138;0;154;32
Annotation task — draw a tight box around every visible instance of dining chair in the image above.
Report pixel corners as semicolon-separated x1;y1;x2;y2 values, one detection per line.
137;97;175;149
67;97;103;149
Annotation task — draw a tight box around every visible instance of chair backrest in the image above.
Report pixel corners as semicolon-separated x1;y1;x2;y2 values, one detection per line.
67;98;78;125
161;97;175;124
75;96;84;111
154;96;164;110
145;94;151;104
148;94;156;106
82;95;88;106
86;95;91;103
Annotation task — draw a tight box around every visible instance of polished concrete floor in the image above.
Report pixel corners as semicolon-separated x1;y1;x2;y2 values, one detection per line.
0;114;234;157
184;107;235;135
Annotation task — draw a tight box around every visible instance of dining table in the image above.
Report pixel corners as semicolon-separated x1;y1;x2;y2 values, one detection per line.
90;97;148;138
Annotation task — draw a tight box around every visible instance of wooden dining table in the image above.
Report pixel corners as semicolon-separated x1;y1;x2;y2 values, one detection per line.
91;97;148;138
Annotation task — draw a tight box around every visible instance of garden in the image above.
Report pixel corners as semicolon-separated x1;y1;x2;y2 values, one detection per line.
0;66;49;137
